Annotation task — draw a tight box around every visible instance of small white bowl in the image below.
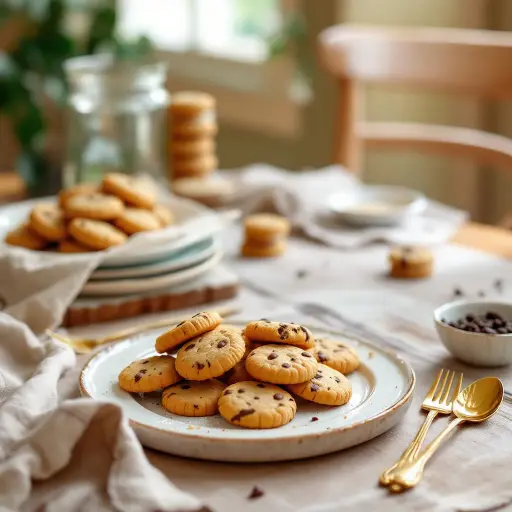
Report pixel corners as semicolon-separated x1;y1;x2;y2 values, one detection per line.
434;300;512;367
328;185;426;227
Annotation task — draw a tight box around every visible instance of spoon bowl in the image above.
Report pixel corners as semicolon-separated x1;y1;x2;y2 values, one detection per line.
453;377;503;422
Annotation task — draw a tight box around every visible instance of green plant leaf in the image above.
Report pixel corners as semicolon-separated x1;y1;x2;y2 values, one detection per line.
85;5;116;55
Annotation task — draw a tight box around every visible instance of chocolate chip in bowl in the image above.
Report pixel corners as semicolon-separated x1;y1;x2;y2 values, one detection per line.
434;300;512;367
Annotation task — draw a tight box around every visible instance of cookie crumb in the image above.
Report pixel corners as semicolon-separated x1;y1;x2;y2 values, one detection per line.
311;416;319;422
247;486;265;500
296;269;308;279
453;287;464;297
344;415;348;419
187;425;194;430
494;279;503;293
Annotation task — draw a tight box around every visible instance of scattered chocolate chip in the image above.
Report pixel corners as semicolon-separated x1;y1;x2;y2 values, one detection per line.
301;351;312;358
193;404;199;409
310;383;320;392
314;373;322;379
273;393;284;400
224;390;232;395
289;398;293;401
278;403;285;407
334;377;340;383
238;389;245;393
134;373;143;382
217;340;227;348
290;357;296;362
260;318;271;323
196;363;205;370
207;361;211;368
444;311;512;334
254;396;260;400
159;372;162;375
282;363;291;368
140;369;147;374
494;279;503;292
268;353;278;360
142;360;150;364
296;269;308;279
185;344;195;351
277;326;289;340
231;408;255;422
181;384;191;389
169;392;176;396
478;291;486;298
453;288;464;297
247;486;265;500
256;383;265;388
300;326;310;341
176;321;185;327
311;416;319;422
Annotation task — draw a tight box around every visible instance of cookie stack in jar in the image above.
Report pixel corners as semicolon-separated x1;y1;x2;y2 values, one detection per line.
169;91;218;182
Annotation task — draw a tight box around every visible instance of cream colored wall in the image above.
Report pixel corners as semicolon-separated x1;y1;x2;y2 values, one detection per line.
341;0;488;218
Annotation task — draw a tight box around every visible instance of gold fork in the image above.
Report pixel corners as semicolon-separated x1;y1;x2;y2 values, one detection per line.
380;368;463;490
46;306;240;354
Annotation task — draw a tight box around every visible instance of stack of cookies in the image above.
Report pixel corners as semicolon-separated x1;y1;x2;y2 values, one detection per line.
242;213;291;258
169;91;218;181
388;245;434;279
5;173;174;252
118;311;361;429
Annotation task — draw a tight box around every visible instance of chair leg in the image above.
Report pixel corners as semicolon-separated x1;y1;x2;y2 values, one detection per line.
333;79;362;173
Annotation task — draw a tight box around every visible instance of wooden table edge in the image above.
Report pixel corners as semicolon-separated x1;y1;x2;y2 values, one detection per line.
451;222;512;259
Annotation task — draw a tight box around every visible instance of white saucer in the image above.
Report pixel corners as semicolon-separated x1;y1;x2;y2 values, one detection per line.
91;238;218;280
79;322;415;462
328;185;426;227
80;249;222;297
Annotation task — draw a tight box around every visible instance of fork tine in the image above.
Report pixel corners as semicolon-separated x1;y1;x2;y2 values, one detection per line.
434;369;450;401
440;370;455;405
425;369;444;400
451;373;463;404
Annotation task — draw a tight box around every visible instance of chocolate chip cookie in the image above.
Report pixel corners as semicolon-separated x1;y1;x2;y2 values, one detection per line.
244;321;314;349
175;327;245;380
118;355;182;393
155;311;222;353
29;203;67;241
218;381;296;429
63;192;125;220
311;338;360;375
162;379;225;417
287;364;352;406
389;245;433;279
245;344;318;385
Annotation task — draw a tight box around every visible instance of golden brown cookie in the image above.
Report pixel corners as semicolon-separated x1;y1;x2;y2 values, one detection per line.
218;381;296;429
172;154;218;178
175;327;245;380
389;245;433;279
241;240;287;259
68;218;127;250
226;360;253;385
311;338;360;375
244;321;314;349
162;379;225;417
155;311;222;353
172;136;215;156
102;173;156;209
5;224;47;250
118;355;182;393
245;344;318;385
287;364;352;406
244;214;290;243
58;238;93;253
28;203;67;242
114;207;161;234
152;204;174;227
170;91;216;116
58;183;99;208
63;192;125;221
172;177;234;206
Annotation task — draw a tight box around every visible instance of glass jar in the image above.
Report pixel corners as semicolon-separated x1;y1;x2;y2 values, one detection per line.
63;55;169;187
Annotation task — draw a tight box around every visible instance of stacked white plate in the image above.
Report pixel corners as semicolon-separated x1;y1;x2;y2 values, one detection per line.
0;195;229;298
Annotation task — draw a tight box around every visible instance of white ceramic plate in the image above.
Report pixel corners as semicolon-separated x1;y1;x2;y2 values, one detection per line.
0;195;214;267
79;323;415;462
80;249;222;297
91;238;218;280
328;185;426;227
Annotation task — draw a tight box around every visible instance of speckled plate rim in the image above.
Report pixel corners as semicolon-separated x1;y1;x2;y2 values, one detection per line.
79;322;415;460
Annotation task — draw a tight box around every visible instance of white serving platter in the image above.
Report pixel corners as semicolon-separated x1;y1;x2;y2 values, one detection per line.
80;323;415;462
80;249;222;297
0;195;219;267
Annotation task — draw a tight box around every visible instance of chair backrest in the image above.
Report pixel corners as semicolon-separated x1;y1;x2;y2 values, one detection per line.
318;25;512;172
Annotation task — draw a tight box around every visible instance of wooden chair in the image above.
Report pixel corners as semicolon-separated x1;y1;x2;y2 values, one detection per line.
318;25;512;226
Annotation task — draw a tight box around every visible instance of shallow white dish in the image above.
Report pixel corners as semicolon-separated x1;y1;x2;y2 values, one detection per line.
328;185;426;227
0;195;213;267
91;238;218;280
434;300;512;367
79;323;415;462
81;249;222;297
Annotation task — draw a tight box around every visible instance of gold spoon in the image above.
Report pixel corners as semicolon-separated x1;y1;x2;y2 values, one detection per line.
389;377;504;492
46;306;240;354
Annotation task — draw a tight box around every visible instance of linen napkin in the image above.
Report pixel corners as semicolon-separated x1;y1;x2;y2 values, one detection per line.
0;312;202;512
221;164;468;248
